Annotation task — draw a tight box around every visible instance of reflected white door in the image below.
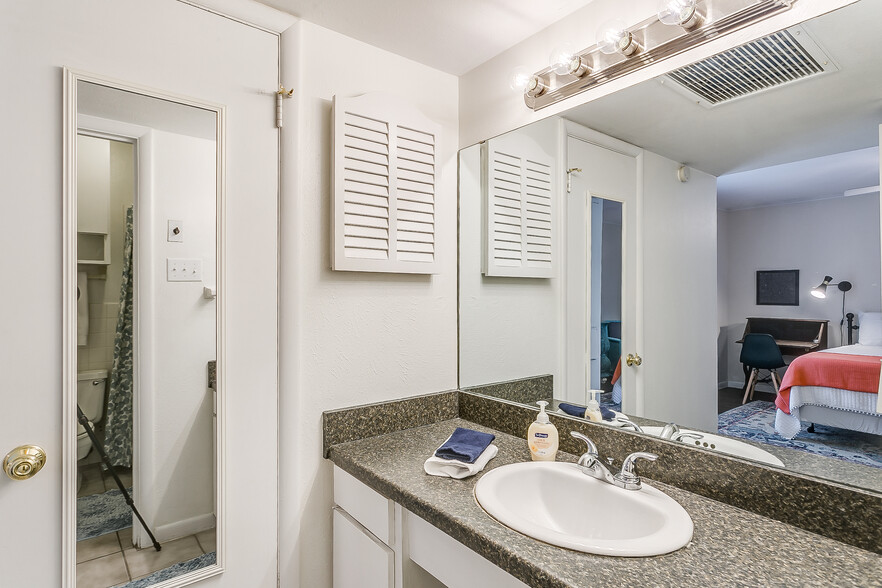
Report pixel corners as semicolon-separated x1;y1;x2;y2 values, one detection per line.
641;155;718;432
563;123;640;409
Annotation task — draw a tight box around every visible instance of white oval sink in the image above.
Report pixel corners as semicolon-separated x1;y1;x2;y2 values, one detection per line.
474;462;693;557
642;427;784;467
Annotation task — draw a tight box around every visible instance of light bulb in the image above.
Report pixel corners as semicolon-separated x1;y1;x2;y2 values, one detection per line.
508;67;547;97
550;45;575;75
658;0;701;28
550;44;590;77
508;67;532;92
595;19;639;56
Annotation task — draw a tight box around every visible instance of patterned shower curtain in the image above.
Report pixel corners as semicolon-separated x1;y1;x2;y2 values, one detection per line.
104;206;134;468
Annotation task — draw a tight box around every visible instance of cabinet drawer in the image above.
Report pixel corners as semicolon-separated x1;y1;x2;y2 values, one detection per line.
334;466;394;545
333;508;394;588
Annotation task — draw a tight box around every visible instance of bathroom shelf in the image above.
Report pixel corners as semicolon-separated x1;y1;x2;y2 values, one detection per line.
77;231;110;265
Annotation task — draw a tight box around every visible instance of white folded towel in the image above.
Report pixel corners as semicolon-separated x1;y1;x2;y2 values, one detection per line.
77;272;89;347
424;444;498;479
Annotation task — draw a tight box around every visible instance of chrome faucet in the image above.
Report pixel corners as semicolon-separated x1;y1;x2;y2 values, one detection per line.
569;431;616;485
659;423;704;443
613;452;658;490
570;431;659;491
615;417;645;433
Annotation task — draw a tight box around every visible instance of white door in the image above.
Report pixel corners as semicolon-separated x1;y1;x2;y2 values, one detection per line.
563;123;641;409
641;154;718;432
0;3;280;586
563;122;718;429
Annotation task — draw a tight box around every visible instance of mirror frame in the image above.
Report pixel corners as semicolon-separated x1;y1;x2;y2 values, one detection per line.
62;68;226;588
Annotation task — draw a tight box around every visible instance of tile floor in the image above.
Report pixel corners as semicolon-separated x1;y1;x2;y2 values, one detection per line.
77;464;215;588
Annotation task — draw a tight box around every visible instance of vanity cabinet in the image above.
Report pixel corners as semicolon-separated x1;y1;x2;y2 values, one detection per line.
332;466;527;588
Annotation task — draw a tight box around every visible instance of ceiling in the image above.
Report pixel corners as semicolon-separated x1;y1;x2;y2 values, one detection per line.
559;0;882;210
254;0;597;75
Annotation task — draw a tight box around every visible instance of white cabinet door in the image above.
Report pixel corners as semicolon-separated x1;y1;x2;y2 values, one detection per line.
333;508;394;588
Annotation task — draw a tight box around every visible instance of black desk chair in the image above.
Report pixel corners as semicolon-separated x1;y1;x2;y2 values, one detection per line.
740;333;786;404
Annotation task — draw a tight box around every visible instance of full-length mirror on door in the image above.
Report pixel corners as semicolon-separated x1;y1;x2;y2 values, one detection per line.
65;71;223;588
459;0;882;494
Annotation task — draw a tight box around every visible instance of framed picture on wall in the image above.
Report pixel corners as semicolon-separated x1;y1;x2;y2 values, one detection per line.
756;269;799;306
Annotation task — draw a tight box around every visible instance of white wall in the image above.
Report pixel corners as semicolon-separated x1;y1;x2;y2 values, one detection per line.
0;2;280;586
719;193;882;387
459;119;561;391
279;21;459;588
140;130;217;539
458;0;858;148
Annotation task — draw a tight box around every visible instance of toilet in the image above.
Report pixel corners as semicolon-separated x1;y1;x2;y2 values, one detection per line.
77;369;108;462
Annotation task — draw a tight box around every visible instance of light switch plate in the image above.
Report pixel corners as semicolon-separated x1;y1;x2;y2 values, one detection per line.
168;220;183;242
167;258;202;282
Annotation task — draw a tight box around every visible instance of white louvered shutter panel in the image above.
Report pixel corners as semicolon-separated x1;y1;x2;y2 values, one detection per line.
482;133;556;278
332;94;440;274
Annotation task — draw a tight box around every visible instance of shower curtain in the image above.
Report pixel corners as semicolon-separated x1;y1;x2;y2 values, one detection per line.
104;206;134;468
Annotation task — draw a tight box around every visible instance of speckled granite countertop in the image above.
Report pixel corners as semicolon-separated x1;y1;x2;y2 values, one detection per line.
328;418;881;588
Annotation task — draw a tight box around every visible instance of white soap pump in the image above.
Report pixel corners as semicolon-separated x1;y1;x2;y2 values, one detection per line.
584;390;603;422
527;401;559;461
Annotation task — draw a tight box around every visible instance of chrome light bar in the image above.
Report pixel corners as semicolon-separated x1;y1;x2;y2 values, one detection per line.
524;0;796;111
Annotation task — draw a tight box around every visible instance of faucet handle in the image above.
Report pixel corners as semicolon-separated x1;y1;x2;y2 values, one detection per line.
569;431;598;467
614;452;658;490
660;423;680;439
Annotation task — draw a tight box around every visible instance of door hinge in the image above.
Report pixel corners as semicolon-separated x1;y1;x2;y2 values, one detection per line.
276;85;294;128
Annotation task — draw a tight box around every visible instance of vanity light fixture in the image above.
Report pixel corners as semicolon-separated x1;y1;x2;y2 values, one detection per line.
658;0;703;29
519;0;798;111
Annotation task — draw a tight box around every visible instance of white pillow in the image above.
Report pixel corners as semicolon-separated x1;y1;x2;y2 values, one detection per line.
858;312;882;346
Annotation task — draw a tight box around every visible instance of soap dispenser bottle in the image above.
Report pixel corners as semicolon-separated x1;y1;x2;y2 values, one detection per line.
584;390;603;422
528;401;559;461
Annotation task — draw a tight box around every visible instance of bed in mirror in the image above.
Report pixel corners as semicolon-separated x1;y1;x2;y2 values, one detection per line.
66;71;223;588
458;0;882;493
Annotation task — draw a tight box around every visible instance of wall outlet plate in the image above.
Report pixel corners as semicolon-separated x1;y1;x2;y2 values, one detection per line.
167;258;202;282
168;220;183;242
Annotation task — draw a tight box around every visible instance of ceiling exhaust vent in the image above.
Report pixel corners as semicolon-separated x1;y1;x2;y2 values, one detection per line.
662;26;837;108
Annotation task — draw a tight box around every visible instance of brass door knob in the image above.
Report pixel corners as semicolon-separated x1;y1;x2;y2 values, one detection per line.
3;445;47;481
626;353;643;367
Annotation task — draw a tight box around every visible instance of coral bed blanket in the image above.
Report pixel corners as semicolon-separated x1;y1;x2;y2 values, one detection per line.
776;352;881;414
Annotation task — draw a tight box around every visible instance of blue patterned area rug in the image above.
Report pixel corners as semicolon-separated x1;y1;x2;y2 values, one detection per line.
115;552;216;588
77;488;133;541
718;401;882;469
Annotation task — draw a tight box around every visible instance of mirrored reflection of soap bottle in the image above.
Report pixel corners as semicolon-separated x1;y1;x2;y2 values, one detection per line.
584;390;603;422
528;401;559;461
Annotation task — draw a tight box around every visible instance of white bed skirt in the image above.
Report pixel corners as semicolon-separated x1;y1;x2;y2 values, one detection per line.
775;385;882;439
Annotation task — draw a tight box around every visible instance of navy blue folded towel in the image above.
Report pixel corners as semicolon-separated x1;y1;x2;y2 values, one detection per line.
600;406;616;421
558;403;586;418
434;427;495;463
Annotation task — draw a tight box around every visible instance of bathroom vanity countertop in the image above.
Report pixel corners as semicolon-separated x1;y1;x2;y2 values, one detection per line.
327;418;882;588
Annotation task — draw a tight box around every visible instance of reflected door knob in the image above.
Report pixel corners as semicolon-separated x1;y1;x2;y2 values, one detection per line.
626;353;643;367
3;445;47;481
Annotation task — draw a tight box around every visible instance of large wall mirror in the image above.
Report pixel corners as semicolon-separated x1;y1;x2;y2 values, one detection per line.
65;70;223;588
459;0;881;494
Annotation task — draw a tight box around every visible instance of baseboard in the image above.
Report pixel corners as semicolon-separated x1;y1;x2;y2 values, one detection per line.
153;512;216;544
726;380;775;394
